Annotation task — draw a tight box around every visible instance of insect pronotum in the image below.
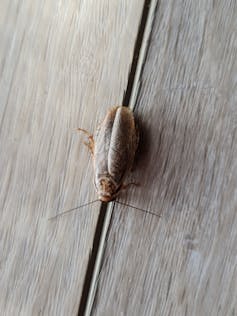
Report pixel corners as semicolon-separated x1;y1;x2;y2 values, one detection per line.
50;106;160;219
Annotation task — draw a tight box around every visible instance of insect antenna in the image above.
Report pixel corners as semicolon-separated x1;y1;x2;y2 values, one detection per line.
115;200;161;218
48;199;100;220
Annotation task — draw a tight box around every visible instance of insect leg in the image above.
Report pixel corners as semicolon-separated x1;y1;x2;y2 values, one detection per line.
77;128;94;154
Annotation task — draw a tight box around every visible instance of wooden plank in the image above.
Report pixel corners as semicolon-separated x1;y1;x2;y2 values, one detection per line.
0;0;29;127
0;1;144;315
91;1;237;315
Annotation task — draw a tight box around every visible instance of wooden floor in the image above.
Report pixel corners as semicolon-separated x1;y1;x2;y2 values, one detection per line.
1;1;237;315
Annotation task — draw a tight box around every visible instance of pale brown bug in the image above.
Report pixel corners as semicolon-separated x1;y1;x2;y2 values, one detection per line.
49;106;160;219
78;106;139;202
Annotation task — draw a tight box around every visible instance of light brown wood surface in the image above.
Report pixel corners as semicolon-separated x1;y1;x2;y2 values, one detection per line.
0;1;144;315
91;1;237;315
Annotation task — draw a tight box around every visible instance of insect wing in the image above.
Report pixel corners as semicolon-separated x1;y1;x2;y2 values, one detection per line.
108;107;138;183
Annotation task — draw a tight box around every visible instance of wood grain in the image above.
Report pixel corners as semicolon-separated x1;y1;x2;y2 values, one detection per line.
91;1;237;315
0;1;144;315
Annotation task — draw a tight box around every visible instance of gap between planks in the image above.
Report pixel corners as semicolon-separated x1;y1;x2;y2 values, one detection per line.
77;0;159;315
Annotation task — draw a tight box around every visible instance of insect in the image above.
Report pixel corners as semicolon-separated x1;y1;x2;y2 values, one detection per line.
49;106;160;220
78;106;139;202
